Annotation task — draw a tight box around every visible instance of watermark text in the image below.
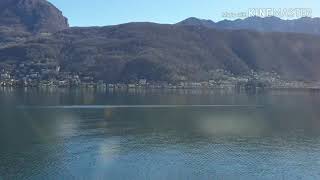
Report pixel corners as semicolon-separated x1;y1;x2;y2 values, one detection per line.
222;8;312;19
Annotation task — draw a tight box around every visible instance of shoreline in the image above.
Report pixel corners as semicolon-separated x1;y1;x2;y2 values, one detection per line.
1;85;319;91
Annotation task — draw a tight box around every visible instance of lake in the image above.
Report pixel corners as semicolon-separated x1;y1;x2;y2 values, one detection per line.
0;88;320;180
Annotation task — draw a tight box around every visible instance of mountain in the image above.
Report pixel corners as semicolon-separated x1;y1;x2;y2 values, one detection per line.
0;0;69;47
0;1;320;83
1;23;320;82
0;0;69;33
178;16;320;35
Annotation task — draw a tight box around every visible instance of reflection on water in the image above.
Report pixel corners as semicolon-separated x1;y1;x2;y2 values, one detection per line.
0;88;320;179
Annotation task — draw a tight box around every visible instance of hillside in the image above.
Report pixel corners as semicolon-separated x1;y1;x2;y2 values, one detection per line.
1;23;320;82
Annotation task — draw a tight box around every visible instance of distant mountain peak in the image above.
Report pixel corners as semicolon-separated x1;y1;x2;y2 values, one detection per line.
177;16;320;35
177;17;216;28
244;16;281;21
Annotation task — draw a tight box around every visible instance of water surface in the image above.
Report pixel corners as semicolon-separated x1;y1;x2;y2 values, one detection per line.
1;88;320;179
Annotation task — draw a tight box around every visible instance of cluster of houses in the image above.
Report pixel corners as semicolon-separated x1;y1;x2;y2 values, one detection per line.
0;63;318;90
0;70;248;89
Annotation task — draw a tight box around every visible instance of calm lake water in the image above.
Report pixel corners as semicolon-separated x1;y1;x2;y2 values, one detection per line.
1;88;320;180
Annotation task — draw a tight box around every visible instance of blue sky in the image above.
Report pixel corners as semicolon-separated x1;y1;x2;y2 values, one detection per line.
48;0;320;27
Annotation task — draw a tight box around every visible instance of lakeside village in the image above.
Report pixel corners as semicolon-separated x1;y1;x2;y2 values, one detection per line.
0;62;320;90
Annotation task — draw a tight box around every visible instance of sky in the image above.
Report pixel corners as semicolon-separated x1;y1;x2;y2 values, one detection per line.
48;0;320;27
